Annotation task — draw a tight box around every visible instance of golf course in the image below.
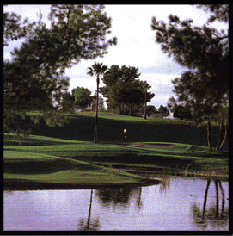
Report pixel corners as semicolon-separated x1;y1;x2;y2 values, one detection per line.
3;111;229;190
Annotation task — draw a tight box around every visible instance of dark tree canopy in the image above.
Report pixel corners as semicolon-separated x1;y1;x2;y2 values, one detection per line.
3;60;70;110
3;6;35;46
151;13;229;87
101;65;155;115
153;6;229;120
196;4;229;22
4;4;116;111
11;4;117;74
151;4;229;151
3;4;117;133
158;105;169;117
57;91;75;112
173;105;193;120
72;86;94;110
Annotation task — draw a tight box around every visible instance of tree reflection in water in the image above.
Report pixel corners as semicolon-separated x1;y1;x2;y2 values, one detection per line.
137;187;143;209
77;189;101;231
76;178;228;231
154;174;171;194
191;179;229;230
95;188;145;210
78;187;145;231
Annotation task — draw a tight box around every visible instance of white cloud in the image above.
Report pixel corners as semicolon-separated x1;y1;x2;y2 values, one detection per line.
140;73;177;107
149;94;173;108
142;73;179;84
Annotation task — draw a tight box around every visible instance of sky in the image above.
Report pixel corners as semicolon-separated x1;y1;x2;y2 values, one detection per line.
3;4;227;108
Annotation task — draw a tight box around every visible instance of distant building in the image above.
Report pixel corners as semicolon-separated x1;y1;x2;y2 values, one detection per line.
163;113;174;119
75;109;82;113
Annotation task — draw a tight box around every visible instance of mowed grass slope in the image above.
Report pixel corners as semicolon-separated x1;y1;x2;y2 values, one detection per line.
4;135;148;189
28;111;228;149
3;112;229;190
4;133;228;184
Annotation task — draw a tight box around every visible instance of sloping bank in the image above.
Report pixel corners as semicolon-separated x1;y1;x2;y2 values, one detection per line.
3;151;160;190
4;134;228;190
4;179;161;191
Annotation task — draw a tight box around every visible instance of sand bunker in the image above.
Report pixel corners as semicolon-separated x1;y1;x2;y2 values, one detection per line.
127;143;175;148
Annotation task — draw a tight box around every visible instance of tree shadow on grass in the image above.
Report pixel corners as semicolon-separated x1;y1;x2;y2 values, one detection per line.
4;159;100;175
7;114;228;150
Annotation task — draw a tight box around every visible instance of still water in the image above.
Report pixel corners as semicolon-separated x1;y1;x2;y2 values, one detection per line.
4;177;229;231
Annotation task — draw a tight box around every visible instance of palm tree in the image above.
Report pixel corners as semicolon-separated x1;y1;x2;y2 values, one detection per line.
141;81;151;120
87;62;108;143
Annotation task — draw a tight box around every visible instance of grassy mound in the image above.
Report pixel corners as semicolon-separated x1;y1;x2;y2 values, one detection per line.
4;152;102;175
4;132;228;190
4;136;158;190
25;111;228;148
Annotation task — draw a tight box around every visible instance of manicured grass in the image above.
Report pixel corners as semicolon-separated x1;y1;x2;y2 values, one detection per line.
4;147;147;190
4;133;228;189
3;111;229;190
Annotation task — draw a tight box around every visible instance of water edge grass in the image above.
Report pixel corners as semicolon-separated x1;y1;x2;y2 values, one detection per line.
4;133;228;190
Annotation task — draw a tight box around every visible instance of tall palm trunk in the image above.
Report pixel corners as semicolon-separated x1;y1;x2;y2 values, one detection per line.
118;104;122;115
206;120;212;151
144;89;147;120
87;62;107;143
217;120;228;152
94;76;99;143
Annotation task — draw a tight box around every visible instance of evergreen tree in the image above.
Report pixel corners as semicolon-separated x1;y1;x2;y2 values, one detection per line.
72;87;94;111
151;4;229;151
3;4;117;134
101;65;154;115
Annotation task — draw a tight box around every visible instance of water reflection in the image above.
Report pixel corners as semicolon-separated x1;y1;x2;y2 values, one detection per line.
158;174;171;194
78;189;101;231
77;188;144;230
3;177;229;231
137;187;143;209
191;179;229;230
95;188;140;208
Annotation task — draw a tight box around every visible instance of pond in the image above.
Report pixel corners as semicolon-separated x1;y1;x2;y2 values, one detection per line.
3;177;229;231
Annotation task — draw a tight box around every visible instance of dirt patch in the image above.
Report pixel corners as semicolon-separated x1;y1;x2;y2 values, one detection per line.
127;143;175;148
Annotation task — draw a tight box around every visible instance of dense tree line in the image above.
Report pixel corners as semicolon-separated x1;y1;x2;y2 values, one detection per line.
152;4;229;151
3;4;117;135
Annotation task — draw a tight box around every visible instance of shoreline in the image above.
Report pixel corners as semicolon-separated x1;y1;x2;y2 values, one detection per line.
4;171;229;191
126;170;229;179
3;178;161;191
4;133;228;191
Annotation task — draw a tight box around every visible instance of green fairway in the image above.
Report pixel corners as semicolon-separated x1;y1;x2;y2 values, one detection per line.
4;145;149;190
4;131;229;190
3;111;229;190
